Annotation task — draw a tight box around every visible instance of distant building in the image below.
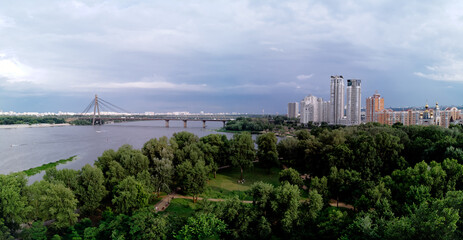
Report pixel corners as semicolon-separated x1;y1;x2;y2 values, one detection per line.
346;79;361;125
329;75;345;124
300;95;329;124
366;91;384;122
373;103;461;128
287;102;299;118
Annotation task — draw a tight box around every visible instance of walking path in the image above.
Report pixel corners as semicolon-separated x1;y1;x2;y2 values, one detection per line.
154;192;353;212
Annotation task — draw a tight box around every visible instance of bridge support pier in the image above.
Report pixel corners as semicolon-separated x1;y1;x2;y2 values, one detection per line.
165;120;169;128
183;120;188;128
222;120;227;128
202;120;206;128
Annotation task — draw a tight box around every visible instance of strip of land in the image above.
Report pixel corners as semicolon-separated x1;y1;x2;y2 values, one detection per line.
22;155;77;176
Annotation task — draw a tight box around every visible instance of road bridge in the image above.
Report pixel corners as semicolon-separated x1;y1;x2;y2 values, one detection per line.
78;95;233;128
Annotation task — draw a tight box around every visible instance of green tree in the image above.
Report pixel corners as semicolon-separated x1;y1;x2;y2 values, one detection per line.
271;182;301;232
94;149;117;174
118;145;150;176
306;190;324;221
21;221;47;240
279;168;303;187
152;158;174;197
142;136;175;161
250;181;274;209
0;173;30;231
256;132;279;170
310;176;329;204
0;218;14;240
277;137;299;167
77;164;107;214
129;207;168;240
26;181;78;229
43;168;80;191
176;160;208;203
230;132;256;181
200;134;231;169
112;176;150;214
175;213;228;240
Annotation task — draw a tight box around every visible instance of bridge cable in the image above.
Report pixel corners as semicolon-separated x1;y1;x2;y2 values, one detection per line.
81;99;95;115
98;98;131;114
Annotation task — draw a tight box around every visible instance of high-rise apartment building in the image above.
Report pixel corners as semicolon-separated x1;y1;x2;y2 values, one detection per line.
346;79;361;125
287;102;299;118
300;95;328;124
329;75;345;124
366;91;384;122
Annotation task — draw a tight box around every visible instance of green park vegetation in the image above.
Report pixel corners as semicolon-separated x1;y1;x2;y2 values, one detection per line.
22;156;77;176
223;115;299;134
0;116;66;125
4;124;463;239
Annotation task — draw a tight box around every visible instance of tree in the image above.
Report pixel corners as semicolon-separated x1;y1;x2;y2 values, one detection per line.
256;132;279;170
306;190;324;221
21;221;47;240
94;149;117;175
277;137;299;167
142;136;175;162
0;173;30;231
310;176;329;204
118;145;150;176
26;181;78;229
200;134;231;168
176;160;208;203
0;218;15;240
152;158;174;197
77;164;107;214
129;207;168;240
43;168;80;191
250;181;274;209
230;132;256;181
112;176;150;214
270;182;301;232
214;197;255;239
106;161;127;191
174;213;228;240
279;168;303;187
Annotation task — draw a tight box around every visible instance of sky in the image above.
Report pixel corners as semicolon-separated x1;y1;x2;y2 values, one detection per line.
1;0;463;114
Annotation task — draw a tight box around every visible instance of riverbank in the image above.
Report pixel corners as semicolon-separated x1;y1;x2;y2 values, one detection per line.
22;155;77;176
0;123;70;129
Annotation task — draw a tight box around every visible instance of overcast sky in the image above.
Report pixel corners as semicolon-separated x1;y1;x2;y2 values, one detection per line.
1;0;463;113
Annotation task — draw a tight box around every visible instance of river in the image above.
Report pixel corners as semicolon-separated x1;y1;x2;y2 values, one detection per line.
0;121;234;179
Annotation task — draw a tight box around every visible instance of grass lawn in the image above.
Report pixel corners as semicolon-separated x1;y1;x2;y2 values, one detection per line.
163;198;198;218
201;164;281;200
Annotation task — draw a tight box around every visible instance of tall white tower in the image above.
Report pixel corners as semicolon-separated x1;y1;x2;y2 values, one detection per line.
330;75;345;124
346;79;361;125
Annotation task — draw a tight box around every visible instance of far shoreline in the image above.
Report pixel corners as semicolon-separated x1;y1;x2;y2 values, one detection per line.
0;123;71;129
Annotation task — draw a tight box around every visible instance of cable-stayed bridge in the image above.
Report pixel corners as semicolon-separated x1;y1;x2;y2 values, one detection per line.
77;94;232;128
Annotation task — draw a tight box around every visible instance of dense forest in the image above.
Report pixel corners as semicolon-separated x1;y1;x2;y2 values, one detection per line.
224;116;299;133
2;123;463;239
0;116;66;125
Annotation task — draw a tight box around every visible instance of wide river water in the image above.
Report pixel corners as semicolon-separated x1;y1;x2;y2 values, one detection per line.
0;121;234;180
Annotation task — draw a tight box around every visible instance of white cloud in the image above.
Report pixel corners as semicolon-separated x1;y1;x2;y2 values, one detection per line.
269;47;284;53
73;80;210;92
0;57;30;82
296;74;313;80
414;55;463;82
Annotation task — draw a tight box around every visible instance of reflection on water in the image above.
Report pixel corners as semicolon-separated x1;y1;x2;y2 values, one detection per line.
0;121;233;176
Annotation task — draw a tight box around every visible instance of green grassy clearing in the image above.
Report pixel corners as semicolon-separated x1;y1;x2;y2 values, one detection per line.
201;165;281;200
163;198;199;218
22;155;77;176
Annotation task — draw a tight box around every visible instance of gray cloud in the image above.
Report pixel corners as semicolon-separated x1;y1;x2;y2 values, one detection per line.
1;0;463;112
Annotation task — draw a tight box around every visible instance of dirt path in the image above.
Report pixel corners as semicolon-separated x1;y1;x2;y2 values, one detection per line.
155;192;353;212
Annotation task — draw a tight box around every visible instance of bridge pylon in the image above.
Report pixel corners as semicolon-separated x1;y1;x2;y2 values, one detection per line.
92;94;101;125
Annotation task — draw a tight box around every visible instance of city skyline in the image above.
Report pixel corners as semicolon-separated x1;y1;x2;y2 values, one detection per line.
1;1;463;113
